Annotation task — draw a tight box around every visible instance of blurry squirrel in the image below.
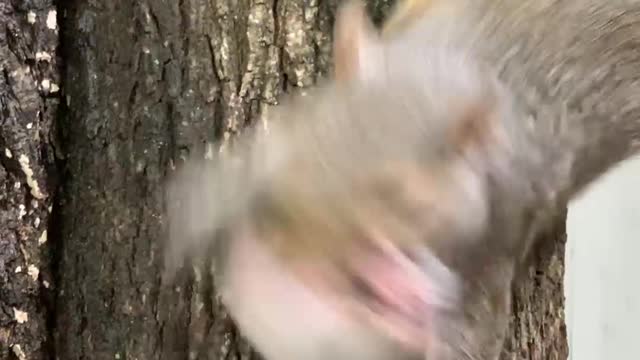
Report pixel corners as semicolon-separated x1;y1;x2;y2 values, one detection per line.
164;0;640;359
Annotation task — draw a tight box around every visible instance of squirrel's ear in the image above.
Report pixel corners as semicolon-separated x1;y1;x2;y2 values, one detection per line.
333;0;383;84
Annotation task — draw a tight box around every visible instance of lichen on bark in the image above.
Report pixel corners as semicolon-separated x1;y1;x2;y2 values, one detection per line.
0;0;59;359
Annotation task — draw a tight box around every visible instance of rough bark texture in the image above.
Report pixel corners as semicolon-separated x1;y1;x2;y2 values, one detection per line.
501;216;568;360
0;0;59;359
53;1;567;360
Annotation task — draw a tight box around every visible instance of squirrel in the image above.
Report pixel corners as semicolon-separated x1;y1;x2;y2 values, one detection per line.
164;0;640;359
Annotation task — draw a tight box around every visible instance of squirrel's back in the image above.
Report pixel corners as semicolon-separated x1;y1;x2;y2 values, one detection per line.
384;0;640;198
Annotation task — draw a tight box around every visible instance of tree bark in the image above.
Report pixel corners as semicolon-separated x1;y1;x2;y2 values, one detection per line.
53;1;568;360
501;215;568;360
0;0;59;359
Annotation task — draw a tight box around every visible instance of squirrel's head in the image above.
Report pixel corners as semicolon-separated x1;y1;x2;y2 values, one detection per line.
165;2;537;359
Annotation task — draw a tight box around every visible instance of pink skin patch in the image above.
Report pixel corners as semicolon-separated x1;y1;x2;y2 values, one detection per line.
352;250;432;323
224;226;441;355
345;235;437;351
222;230;405;360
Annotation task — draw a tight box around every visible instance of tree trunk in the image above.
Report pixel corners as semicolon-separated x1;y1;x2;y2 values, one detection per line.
52;0;568;360
501;216;568;360
0;0;59;359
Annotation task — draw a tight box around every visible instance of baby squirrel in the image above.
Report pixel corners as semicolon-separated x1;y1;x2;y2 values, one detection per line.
165;0;640;359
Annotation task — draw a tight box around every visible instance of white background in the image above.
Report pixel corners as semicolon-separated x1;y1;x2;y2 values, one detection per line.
565;155;640;360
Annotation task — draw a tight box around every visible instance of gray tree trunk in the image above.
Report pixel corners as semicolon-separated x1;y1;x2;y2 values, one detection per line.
0;0;59;358
2;0;567;359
